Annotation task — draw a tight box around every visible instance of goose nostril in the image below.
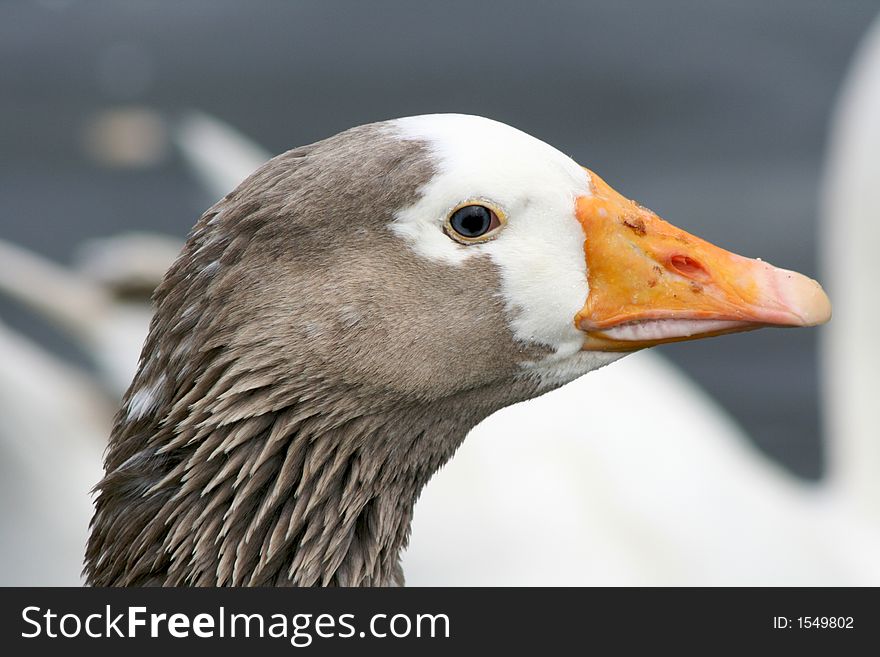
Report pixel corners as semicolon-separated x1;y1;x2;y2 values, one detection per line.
669;254;711;281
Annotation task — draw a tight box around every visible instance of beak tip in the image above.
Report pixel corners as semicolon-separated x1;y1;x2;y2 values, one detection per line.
803;288;832;327
776;269;832;327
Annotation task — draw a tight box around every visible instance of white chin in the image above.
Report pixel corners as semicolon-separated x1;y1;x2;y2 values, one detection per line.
601;319;747;342
522;350;627;391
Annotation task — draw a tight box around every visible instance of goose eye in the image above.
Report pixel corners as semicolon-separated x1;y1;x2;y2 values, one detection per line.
447;204;502;243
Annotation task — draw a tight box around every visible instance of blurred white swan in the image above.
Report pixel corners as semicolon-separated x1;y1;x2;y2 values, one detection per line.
821;15;880;522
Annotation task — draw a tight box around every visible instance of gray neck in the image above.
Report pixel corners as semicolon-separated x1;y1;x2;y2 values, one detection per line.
85;386;513;586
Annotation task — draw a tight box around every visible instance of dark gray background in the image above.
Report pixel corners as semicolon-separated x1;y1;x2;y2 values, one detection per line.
2;0;876;478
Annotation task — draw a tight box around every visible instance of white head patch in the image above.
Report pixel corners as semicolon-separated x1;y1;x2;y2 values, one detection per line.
389;114;623;386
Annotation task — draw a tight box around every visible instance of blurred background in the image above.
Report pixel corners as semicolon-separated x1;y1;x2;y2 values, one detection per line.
1;1;878;585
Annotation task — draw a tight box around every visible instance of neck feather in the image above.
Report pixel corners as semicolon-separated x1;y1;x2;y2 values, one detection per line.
86;379;495;586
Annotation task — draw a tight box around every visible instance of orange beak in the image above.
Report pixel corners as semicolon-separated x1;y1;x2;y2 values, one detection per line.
575;170;831;351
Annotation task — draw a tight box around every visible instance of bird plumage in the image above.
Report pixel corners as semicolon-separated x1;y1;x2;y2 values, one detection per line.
85;114;831;586
86;120;552;585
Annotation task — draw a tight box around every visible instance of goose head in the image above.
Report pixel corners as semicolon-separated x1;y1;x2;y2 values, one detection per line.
86;114;830;586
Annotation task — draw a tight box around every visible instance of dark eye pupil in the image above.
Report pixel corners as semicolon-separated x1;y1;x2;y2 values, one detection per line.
450;205;492;238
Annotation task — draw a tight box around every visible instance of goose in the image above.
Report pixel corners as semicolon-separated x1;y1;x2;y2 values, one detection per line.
83;114;829;586
3;113;750;586
174;112;842;585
